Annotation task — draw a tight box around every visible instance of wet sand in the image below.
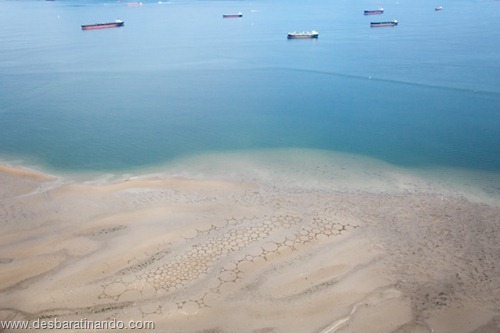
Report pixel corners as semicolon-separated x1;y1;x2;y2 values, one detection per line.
0;154;499;333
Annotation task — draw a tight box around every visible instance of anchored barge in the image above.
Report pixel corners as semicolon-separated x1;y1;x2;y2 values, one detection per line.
287;30;319;39
364;8;384;15
223;13;243;18
81;19;124;30
370;20;398;27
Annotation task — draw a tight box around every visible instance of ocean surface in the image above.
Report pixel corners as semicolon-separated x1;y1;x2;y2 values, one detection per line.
0;0;499;177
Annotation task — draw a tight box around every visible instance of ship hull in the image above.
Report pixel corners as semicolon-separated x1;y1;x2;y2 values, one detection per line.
81;22;124;30
287;34;319;39
287;30;319;39
370;21;398;27
364;10;384;15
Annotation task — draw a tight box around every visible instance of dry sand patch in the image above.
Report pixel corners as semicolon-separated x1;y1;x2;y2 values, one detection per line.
0;164;498;332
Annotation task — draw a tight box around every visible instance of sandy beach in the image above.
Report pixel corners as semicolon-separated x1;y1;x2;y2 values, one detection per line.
0;151;499;333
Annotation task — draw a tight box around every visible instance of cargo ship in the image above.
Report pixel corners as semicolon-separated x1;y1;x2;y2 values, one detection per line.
222;12;243;18
287;30;319;39
364;8;384;15
370;19;398;27
81;19;124;30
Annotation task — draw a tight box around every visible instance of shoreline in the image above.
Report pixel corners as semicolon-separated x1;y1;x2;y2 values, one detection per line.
1;148;499;206
0;152;499;332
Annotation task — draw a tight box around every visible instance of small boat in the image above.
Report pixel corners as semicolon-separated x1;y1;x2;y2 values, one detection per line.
125;2;143;6
370;19;398;27
364;8;384;15
81;19;124;30
287;30;319;39
435;6;443;11
222;12;243;18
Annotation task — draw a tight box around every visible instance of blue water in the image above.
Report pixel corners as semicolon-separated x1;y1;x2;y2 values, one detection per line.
0;0;499;173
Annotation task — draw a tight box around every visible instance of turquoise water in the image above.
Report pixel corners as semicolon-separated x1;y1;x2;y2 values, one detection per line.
0;0;499;173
